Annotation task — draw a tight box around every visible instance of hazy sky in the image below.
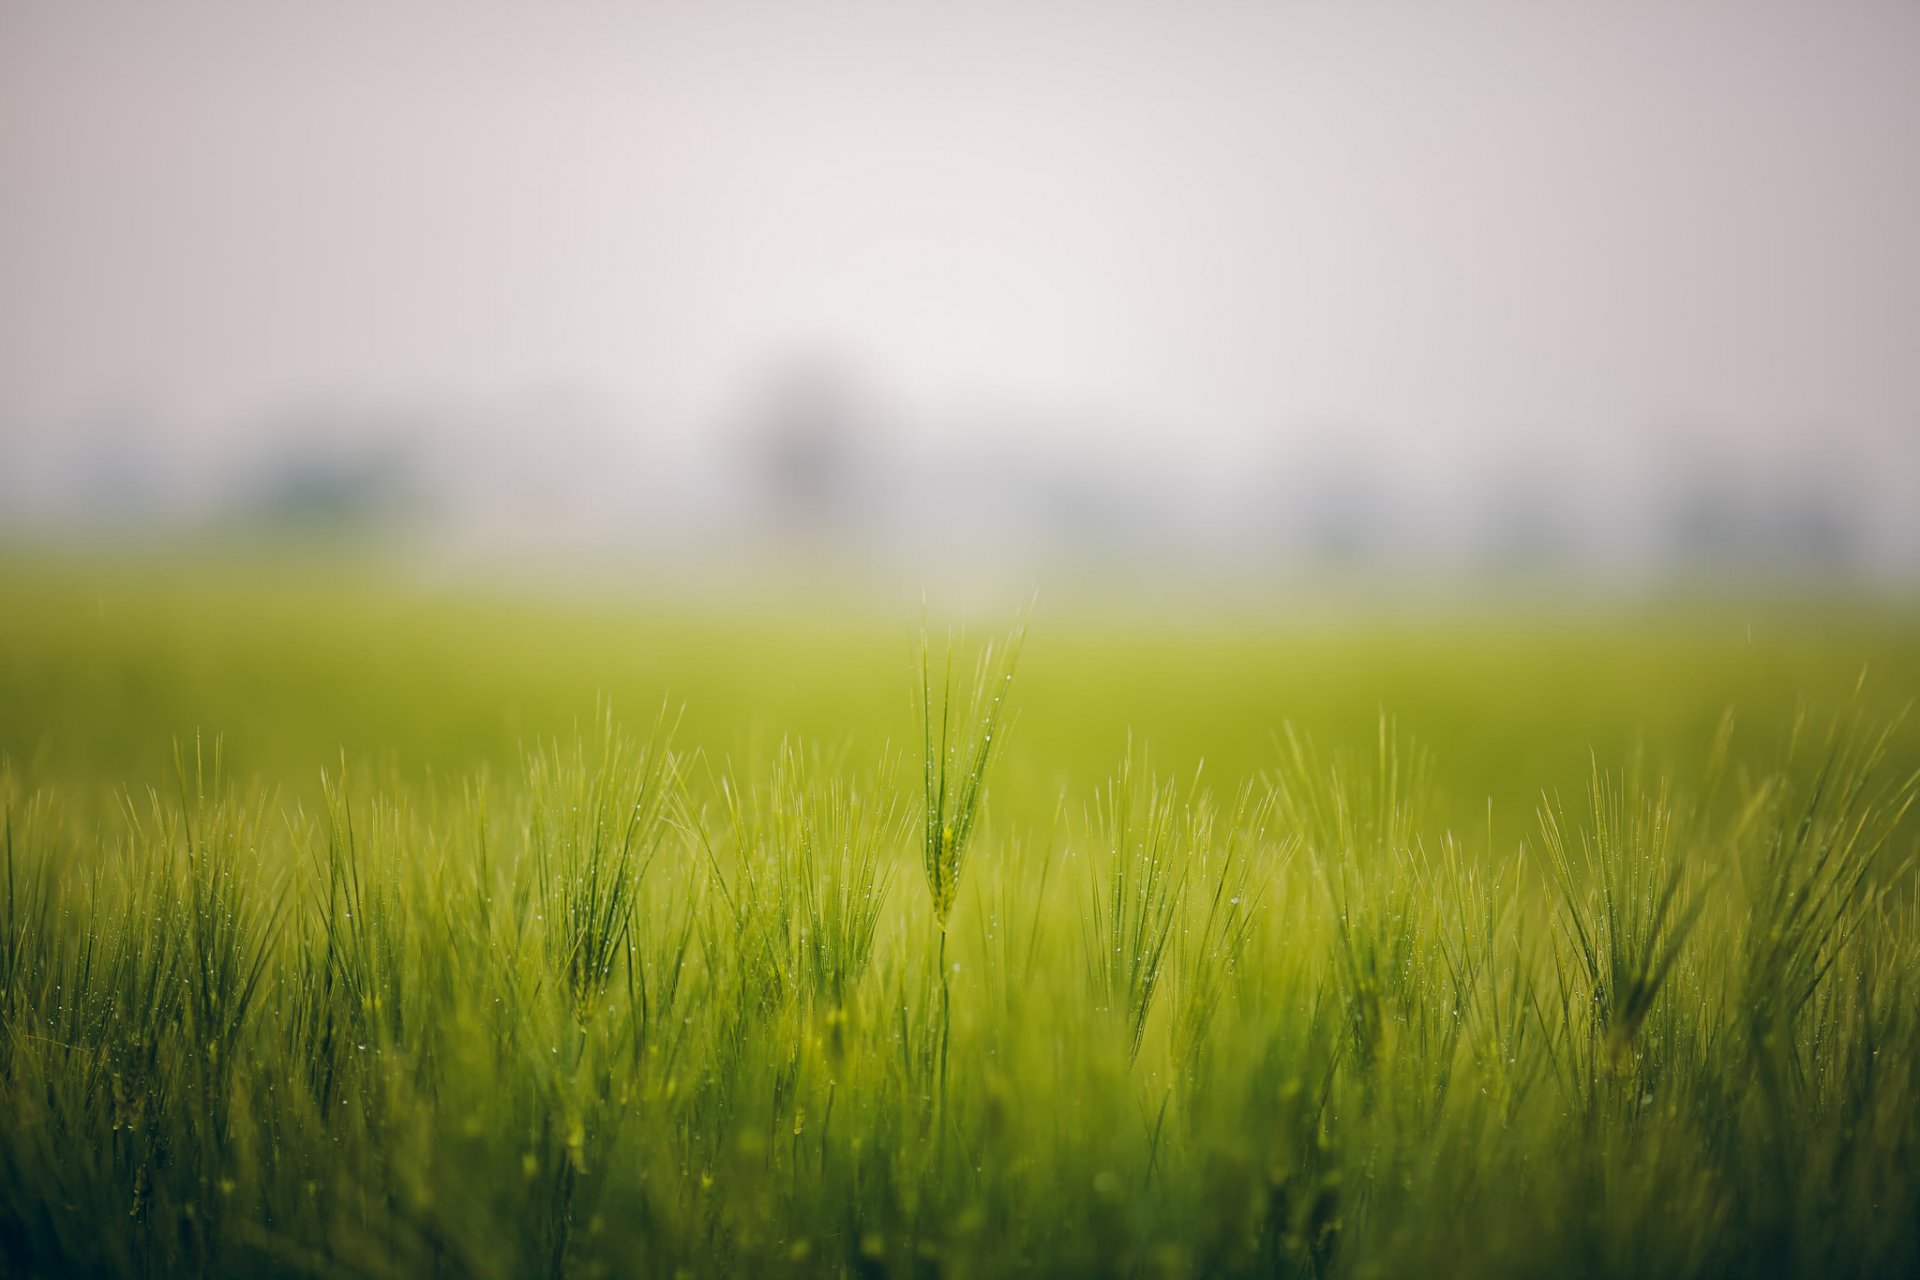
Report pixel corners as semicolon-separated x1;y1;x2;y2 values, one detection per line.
3;1;1918;488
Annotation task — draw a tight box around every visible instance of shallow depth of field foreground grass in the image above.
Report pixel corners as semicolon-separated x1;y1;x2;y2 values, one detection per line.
3;565;1920;1278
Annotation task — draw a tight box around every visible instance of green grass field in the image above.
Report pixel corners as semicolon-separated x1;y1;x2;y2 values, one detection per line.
3;559;1919;1277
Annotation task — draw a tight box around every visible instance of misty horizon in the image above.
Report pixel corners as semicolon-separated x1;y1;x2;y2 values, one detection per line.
4;1;1918;585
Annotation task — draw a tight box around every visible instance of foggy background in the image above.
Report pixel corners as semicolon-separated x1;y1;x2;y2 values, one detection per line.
3;1;1918;593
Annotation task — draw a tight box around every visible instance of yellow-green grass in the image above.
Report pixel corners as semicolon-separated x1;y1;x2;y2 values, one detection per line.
6;558;1917;815
2;555;1918;1277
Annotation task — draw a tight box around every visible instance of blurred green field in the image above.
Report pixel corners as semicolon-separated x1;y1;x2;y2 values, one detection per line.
3;556;1919;1279
6;557;1919;827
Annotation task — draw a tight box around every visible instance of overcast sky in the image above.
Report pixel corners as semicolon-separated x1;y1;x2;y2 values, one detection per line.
3;1;1918;500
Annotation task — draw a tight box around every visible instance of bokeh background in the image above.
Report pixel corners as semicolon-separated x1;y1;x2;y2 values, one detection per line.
4;1;1920;820
4;1;1918;601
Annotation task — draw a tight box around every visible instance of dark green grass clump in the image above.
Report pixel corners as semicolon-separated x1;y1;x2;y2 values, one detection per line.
1;626;1918;1279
